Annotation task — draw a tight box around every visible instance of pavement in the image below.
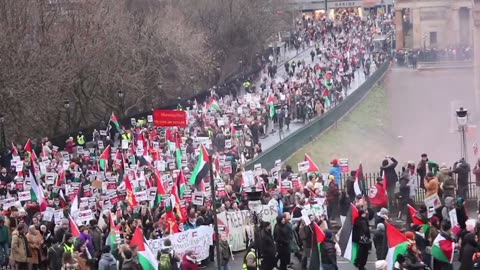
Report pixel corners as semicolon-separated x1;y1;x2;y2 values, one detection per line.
248;45;376;153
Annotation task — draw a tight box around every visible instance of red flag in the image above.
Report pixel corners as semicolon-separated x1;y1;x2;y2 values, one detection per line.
154;170;167;197
386;222;408;248
408;204;425;226
312;222;326;243
24;139;32;153
69;215;81;238
369;182;388;208
11;143;18;156
124;175;138;207
305;154;320;172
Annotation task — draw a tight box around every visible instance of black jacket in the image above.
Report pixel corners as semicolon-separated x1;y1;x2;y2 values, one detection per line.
274;218;291;248
459;233;478;270
352;217;370;244
260;229;276;258
373;230;388;260
404;251;425;269
321;239;337;265
454;161;470;185
380;157;398;189
121;260;139;270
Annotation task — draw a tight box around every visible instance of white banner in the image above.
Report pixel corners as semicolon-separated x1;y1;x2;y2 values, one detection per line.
217;204;278;252
147;226;213;261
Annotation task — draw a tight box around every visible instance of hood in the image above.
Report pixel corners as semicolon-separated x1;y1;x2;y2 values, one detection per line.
463;232;477;246
101;253;115;262
444;197;454;207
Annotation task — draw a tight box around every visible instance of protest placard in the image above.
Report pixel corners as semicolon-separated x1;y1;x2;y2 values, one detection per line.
192;192;204;206
147;226;213;261
18;191;31;202
424;194;442;218
297;161;310;173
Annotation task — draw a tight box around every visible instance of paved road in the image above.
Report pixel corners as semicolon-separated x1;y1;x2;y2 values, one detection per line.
250;46;376;152
386;66;476;166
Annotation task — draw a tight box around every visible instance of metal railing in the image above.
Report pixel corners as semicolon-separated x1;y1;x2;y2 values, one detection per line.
335;171;478;202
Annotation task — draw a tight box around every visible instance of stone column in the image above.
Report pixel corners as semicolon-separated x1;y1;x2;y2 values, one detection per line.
395;9;404;49
412;8;421;49
472;1;480;112
451;8;460;46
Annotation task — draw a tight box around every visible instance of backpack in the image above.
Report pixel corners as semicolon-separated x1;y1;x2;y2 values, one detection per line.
159;253;172;270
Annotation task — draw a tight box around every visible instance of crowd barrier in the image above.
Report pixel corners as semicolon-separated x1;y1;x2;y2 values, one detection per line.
245;61;390;172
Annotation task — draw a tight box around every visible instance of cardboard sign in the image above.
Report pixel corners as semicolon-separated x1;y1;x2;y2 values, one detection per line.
275;159;282;167
121;140;129;150
18;191;31;202
192;192;205;206
130;118;136;126
217;182;226;197
2;197;16;210
225;139;232;149
45;173;56;185
135;191;148;202
98;141;104;149
223;164;232;174
281;180;292;194
100;130;107;136
254;164;262;176
43;207;55;222
297;161;310;173
54;209;65;225
76;209;94;224
339;158;349;173
147;115;153;123
424;194;442;218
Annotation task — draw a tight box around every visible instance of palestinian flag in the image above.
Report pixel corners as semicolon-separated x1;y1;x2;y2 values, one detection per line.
105;214;120;249
305;154;320;173
309;222;326;270
130;227;158;270
177;171;186;198
28;166;47;212
125;175;138;207
385;222;409;270
69;215;81;238
24;139;32;153
154;170;166;206
110;112;122;133
11;143;19;156
269;102;276;119
175;135;183;170
432;233;455;263
99;145;111;171
338;203;359;263
354;163;364;196
407;204;426;226
208;97;222;112
189;144;210;186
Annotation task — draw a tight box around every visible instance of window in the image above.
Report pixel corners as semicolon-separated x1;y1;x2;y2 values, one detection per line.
429;32;438;45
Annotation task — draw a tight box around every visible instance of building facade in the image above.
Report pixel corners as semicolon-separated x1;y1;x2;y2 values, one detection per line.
395;0;473;49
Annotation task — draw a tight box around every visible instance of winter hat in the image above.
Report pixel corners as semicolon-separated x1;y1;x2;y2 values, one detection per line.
456;197;465;206
444;197;454;207
378;208;389;217
376;223;385;231
405;231;415;240
325;231;333;240
331;159;339;166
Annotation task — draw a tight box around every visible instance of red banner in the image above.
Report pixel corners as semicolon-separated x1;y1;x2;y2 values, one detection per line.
153;110;188;127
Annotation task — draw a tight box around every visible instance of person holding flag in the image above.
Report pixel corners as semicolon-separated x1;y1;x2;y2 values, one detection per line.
380;155;398;209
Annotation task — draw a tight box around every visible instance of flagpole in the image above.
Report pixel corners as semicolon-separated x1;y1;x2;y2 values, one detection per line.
209;154;221;270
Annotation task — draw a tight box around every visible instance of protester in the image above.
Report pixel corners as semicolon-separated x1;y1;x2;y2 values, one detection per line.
353;209;371;270
373;223;387;260
260;221;276;270
459;232;478;270
219;235;232;270
98;245;117;270
380;156;398;207
321;231;337;270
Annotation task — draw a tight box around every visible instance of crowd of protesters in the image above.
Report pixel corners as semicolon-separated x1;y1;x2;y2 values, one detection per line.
0;10;401;270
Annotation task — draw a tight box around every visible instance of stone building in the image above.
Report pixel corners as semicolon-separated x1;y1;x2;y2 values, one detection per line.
395;0;473;49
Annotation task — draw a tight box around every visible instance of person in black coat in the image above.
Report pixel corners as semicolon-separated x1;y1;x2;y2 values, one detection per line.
274;215;291;270
380;156;398;208
459;232;478;270
260;222;276;270
373;223;388;260
321;231;338;270
453;158;470;200
353;210;371;270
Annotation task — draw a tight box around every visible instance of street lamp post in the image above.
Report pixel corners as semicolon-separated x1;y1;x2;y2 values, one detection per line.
117;90;125;116
64;100;71;135
456;107;469;163
0;114;5;153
